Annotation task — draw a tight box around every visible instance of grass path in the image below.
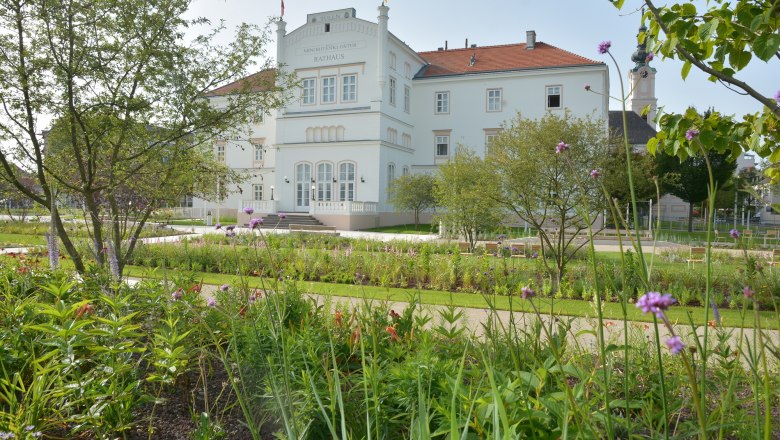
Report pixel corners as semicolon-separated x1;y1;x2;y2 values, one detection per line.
124;265;779;330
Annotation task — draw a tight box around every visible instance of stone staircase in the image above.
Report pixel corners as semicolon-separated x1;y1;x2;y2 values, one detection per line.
259;214;324;229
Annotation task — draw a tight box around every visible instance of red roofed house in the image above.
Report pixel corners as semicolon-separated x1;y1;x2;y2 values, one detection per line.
197;6;609;229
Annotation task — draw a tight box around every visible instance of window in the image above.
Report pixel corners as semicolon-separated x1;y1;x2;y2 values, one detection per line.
487;88;502;112
402;166;410;176
484;129;501;155
339;162;356;201
342;74;357;102
253;144;263;162
325;23;330;32
316;162;333;201
389;76;396;106
387;163;395;186
404;62;411;79
402;133;411;149
386;128;397;144
180;195;193;208
546;85;562;109
435;91;449;114
253;184;263;201
435;135;450;157
322;76;336;103
389;51;397;70
403;85;410;113
295;163;312;208
216;142;225;162
302;78;316;105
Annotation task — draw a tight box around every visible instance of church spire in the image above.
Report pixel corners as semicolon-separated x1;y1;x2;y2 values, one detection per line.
630;24;650;70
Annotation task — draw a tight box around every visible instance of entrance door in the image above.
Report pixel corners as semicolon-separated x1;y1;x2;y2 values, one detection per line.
295;163;311;211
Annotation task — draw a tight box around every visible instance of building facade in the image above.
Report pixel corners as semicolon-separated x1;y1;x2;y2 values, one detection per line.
195;6;610;229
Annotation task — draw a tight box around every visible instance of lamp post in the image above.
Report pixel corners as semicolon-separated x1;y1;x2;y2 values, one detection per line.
311;185;316;201
270;185;275;201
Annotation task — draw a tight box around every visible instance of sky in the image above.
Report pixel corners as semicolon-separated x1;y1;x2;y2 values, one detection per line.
187;0;776;118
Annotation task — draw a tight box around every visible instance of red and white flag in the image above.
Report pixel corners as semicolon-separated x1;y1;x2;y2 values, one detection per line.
281;0;285;17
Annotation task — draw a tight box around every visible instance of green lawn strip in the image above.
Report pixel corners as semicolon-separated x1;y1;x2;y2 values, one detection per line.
123;265;778;330
0;233;47;247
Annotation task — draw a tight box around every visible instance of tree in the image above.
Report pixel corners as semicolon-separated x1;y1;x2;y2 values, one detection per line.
434;148;502;252
0;0;293;275
600;138;659;220
611;0;779;168
387;173;436;231
485;112;610;290
0;165;36;220
656;148;737;231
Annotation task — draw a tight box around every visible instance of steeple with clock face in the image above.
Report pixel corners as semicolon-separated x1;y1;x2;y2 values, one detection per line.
628;23;658;127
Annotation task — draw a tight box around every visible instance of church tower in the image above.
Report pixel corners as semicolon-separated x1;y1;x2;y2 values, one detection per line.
627;24;658;127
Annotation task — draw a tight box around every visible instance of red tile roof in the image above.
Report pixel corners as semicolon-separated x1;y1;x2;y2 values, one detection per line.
205;69;276;97
416;42;601;77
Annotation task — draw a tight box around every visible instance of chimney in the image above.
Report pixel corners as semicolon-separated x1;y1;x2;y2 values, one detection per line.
445;40;448;50
526;30;536;50
470;44;477;48
465;38;468;48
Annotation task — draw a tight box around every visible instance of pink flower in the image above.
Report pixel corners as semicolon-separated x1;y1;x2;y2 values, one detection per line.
520;286;535;299
775;90;780;104
597;40;612;54
646;52;654;62
743;286;754;298
636;291;676;318
666;335;685;354
207;297;217;307
555;141;569;154
278;212;287;219
590;169;601;179
685;129;699;141
171;288;183;301
729;229;739;239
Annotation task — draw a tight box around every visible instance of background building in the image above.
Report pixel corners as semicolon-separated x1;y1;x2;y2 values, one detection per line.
193;6;609;229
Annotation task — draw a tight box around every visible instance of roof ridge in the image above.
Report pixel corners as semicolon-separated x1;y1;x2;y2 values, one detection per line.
417;41;529;54
535;41;599;64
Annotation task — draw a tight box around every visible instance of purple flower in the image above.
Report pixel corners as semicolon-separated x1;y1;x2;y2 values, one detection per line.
225;225;235;231
743;286;754;298
171;288;183;301
278;212;287;219
215;223;222;230
520;286;535;299
590;169;601;179
729;229;739;239
775;90;780;104
249;217;263;229
685;129;699;141
665;335;685;355
636;291;677;318
597;40;612;54
584;84;591;91
555;141;569;154
646;52;654;62
220;283;229;291
243;207;254;215
0;433;14;440
207;297;217;307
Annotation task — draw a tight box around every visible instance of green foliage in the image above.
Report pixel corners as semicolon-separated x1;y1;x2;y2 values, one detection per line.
612;0;779;175
0;0;295;274
485;111;610;288
387;174;437;230
434;148;502;251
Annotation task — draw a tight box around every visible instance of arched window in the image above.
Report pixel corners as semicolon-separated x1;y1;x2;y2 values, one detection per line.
316;162;333;201
387;163;395;187
295;162;312;209
338;162;356;201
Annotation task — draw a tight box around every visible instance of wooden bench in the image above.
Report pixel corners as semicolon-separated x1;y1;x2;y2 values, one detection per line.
485;242;498;255
458;242;472;255
687;247;706;268
764;229;779;247
289;224;339;235
510;244;525;258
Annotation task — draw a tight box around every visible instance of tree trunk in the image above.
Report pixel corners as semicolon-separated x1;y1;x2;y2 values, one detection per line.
688;202;694;232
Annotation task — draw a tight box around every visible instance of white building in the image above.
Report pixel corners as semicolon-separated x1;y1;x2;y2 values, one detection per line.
195;6;609;229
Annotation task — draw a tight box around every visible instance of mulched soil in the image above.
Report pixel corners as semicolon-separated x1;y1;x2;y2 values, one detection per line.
127;361;277;440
